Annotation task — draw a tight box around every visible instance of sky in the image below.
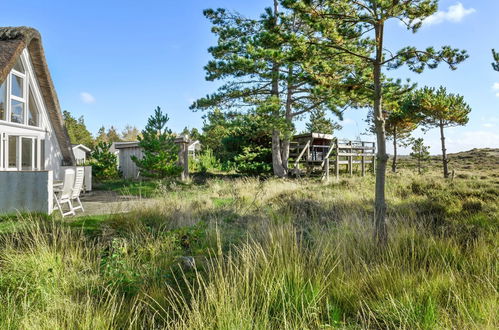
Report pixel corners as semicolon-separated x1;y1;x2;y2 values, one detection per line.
0;0;498;155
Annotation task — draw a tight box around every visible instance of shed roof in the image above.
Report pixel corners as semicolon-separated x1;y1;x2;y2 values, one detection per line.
72;144;91;152
0;26;74;165
293;132;335;141
113;141;141;149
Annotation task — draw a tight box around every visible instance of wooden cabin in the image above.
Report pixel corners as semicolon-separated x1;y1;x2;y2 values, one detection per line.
290;133;375;179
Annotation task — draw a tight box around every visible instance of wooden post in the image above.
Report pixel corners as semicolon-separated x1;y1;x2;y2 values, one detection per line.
175;135;190;181
324;158;330;183
335;139;339;181
348;141;353;176
361;142;365;177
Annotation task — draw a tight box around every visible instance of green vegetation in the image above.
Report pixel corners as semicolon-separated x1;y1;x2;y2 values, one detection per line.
132;107;181;179
89;141;120;181
410;138;431;175
404;86;471;178
63;110;95;148
93;179;160;198
0;150;497;328
306;108;342;135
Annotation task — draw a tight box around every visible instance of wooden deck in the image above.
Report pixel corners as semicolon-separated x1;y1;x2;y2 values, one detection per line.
290;134;376;180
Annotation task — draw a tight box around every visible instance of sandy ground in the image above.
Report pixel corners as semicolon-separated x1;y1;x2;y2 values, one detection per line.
78;191;154;216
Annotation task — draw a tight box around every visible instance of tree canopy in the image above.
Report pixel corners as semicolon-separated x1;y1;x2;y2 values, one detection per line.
63;110;94;148
132;107;180;179
284;0;468;243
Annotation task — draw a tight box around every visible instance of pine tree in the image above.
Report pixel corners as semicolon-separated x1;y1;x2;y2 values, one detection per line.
492;49;499;71
90;141;119;180
285;0;468;244
410;138;430;175
95;126;108;144
366;80;418;173
404;86;471;178
306;108;341;135
192;2;350;177
106;126;122;143
131;107;180;179
63;110;94;148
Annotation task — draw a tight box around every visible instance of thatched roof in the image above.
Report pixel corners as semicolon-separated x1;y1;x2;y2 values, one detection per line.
0;26;75;165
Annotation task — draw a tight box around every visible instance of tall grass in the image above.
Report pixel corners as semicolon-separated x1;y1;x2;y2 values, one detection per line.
0;168;497;328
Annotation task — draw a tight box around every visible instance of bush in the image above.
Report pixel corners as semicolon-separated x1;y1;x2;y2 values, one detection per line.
89;142;119;181
461;198;483;214
234;146;272;175
190;148;220;173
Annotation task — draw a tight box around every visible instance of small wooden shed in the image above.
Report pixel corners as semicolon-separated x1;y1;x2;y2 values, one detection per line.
72;144;91;165
113;141;143;180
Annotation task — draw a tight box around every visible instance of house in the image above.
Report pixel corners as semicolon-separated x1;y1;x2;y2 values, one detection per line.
72;144;91;165
0;27;75;213
188;140;202;158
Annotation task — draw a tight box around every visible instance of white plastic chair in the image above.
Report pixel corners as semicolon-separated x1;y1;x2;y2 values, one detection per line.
53;169;76;217
71;167;85;213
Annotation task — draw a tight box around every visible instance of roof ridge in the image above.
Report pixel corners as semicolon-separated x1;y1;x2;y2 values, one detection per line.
0;26;40;41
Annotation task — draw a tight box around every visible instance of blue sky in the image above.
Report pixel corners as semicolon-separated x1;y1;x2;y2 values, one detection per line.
1;0;498;154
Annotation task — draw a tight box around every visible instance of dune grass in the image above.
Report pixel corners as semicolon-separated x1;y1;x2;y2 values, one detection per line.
0;156;498;329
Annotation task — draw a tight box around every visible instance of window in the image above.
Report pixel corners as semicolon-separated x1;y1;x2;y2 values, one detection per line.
8;136;17;168
3;135;41;170
0;81;5;121
21;137;33;170
0;52;41;127
13;57;25;73
28;90;39;126
11;74;24;98
40;139;45;170
11;100;24;124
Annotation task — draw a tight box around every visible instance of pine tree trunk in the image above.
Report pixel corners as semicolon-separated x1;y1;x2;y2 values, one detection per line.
439;120;449;178
373;22;388;245
270;0;286;178
391;128;397;173
272;130;287;177
281;138;290;170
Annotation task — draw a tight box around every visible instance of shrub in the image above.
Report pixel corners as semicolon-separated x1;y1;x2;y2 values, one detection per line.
89;141;119;181
234;146;272;175
190;148;220;173
461;198;483;214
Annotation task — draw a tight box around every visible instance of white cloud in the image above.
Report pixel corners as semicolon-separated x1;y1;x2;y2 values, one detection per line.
446;130;499;151
423;2;476;26
483;123;495;128
492;83;499;97
342;118;355;125
396;129;499;155
80;92;96;104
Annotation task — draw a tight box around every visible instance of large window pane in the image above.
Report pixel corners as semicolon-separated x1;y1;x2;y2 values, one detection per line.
8;136;17;168
34;139;38;169
21;138;33;170
11;100;25;124
11;74;24;98
13;58;25;73
28;91;39;126
0;81;5;120
40;139;45;170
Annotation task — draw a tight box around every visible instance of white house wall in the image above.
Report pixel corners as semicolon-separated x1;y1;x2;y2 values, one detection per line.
0;48;64;179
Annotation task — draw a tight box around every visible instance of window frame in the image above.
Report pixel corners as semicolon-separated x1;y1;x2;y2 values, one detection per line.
0;52;42;128
1;134;41;171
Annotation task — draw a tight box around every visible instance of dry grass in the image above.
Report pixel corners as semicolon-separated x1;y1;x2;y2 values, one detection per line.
0;149;498;329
